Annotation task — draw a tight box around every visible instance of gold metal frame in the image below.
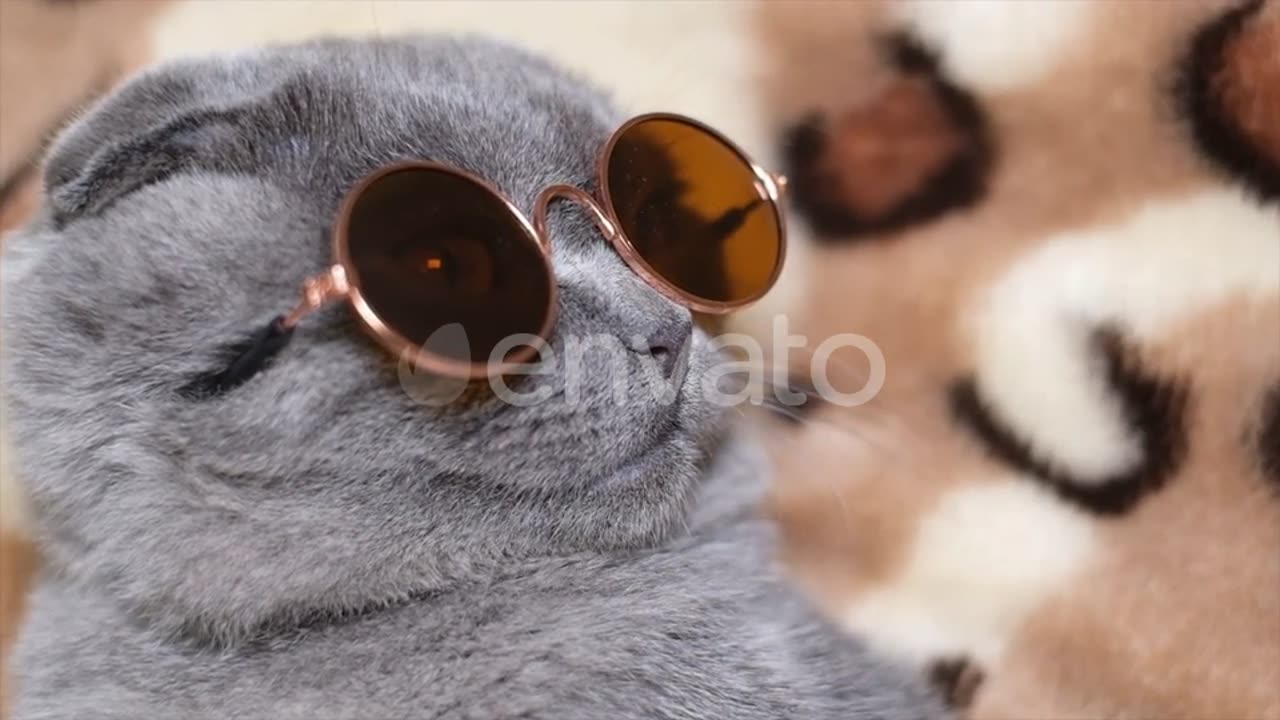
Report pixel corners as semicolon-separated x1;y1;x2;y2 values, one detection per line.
591;112;788;315
282;113;787;379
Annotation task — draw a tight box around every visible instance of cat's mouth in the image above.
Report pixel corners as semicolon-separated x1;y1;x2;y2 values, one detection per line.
605;407;684;484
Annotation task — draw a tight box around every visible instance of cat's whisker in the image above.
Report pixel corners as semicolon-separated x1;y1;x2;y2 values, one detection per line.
733;369;932;469
752;400;820;426
759;411;935;530
767;410;882;459
751;413;859;528
717;353;936;452
745;374;822;396
731;404;847;496
747;397;890;463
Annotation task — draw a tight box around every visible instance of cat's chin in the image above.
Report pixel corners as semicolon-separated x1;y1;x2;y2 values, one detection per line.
608;380;728;485
602;425;687;488
612;404;685;478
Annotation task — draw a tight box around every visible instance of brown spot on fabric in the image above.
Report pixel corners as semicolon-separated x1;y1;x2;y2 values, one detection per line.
0;167;42;236
1180;0;1280;201
1218;1;1280;162
0;533;38;716
928;655;986;711
826;77;963;217
782;33;993;240
950;328;1189;516
1260;384;1280;490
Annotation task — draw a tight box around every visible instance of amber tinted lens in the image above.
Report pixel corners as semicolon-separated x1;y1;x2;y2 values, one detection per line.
344;167;552;367
605;117;782;305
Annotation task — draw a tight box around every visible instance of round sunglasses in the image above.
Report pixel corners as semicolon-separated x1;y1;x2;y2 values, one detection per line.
222;113;786;390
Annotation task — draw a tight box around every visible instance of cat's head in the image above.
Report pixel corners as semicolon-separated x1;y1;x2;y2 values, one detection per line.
1;36;737;645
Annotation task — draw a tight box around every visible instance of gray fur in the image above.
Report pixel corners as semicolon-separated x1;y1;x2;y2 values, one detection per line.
1;36;944;719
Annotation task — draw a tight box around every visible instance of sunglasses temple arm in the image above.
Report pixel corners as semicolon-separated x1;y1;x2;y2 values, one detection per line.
282;264;351;329
771;172;787;198
202;264;348;395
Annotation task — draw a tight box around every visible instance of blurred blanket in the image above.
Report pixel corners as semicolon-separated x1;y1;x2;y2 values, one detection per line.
756;1;1280;717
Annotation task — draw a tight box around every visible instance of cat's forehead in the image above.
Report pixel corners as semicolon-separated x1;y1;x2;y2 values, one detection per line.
258;37;617;209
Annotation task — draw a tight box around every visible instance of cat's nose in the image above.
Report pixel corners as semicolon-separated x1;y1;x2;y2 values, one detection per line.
632;315;693;380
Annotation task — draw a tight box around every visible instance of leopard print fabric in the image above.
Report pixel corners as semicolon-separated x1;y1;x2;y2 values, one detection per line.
746;1;1280;716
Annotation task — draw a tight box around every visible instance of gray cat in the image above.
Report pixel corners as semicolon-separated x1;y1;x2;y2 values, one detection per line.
0;36;944;719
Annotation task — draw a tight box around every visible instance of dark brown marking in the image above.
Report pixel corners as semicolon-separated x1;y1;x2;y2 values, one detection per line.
950;328;1190;516
782;32;994;241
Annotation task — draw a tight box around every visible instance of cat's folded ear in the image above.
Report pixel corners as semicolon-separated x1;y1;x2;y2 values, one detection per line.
42;58;271;225
46;108;250;224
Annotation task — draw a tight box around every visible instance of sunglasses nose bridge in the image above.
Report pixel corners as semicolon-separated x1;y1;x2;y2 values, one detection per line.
533;184;619;250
